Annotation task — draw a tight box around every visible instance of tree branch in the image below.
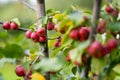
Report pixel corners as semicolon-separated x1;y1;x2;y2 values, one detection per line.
36;0;50;80
84;0;102;78
19;0;37;11
18;27;28;32
0;20;28;32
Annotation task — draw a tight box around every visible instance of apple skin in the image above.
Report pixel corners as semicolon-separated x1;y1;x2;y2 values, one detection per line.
39;36;46;43
25;30;32;39
15;65;25;77
10;22;18;30
105;39;117;53
54;41;60;47
36;28;45;36
47;22;54;30
69;28;79;40
2;22;10;30
87;41;104;58
111;10;119;17
79;27;89;41
105;5;113;13
66;56;71;62
30;32;39;41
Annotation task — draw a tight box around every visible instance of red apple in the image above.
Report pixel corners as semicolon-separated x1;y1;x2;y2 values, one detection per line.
39;36;46;43
15;65;25;77
30;32;39;41
69;28;79;40
10;22;18;30
105;5;113;13
2;21;10;30
79;27;89;41
66;56;71;62
54;41;60;47
36;28;45;36
105;38;117;52
25;30;32;39
74;61;79;65
87;41;104;58
47;22;54;30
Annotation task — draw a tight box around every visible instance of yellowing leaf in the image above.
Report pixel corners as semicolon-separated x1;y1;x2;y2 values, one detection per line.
31;73;46;80
52;13;66;23
30;54;37;60
66;20;73;26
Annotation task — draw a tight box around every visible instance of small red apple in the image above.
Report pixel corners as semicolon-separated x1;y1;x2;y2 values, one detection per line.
2;21;10;30
15;65;25;77
25;30;32;39
87;41;104;58
79;27;89;41
31;32;39;41
36;28;45;36
39;36;46;43
10;22;18;30
47;22;54;30
105;5;113;13
105;38;117;52
66;56;71;62
69;28;79;40
74;61;80;65
54;41;60;47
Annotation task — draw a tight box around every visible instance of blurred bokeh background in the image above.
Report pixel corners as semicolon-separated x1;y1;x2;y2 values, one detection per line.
0;0;118;80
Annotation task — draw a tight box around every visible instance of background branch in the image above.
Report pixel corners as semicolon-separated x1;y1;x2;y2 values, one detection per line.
19;0;37;11
84;0;102;78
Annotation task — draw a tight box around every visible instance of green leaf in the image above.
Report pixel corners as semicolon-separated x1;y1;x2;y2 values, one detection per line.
70;40;90;63
34;54;65;72
91;58;106;74
71;67;77;75
29;23;37;31
42;16;48;26
67;10;84;26
107;22;120;32
3;44;24;58
11;18;21;26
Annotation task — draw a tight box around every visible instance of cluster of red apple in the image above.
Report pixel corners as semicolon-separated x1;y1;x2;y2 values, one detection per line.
25;22;62;47
25;27;46;43
87;38;117;58
66;38;117;65
2;21;18;30
69;27;90;42
105;5;119;17
15;65;32;79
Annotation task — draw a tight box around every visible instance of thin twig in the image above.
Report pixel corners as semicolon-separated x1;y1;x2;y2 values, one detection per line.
0;21;3;24
19;0;37;11
47;36;60;40
18;27;28;32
